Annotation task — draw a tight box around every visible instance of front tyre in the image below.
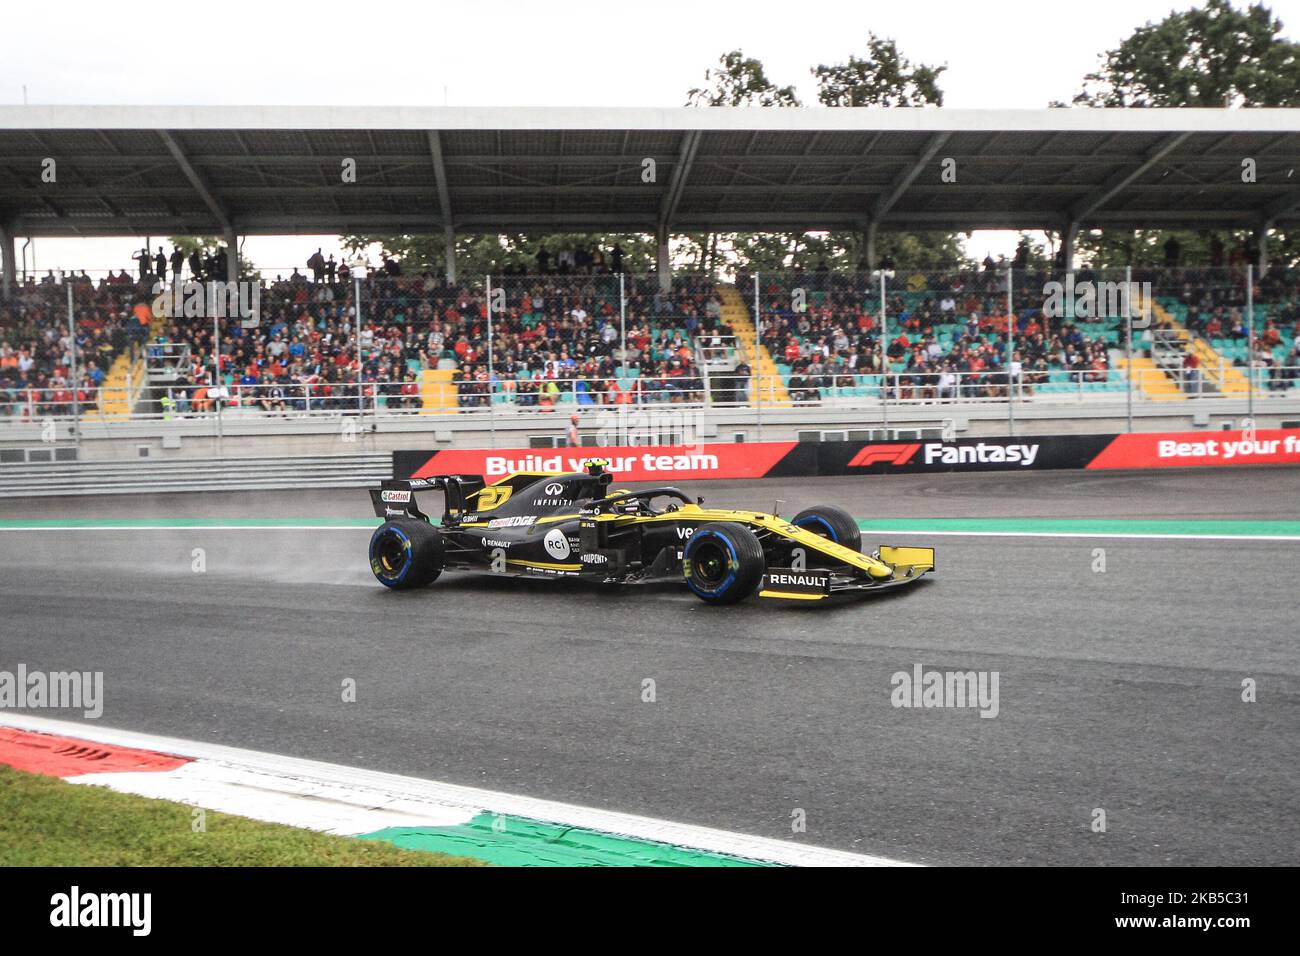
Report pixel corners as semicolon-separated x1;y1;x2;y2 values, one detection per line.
791;505;861;552
369;518;444;589
682;521;765;605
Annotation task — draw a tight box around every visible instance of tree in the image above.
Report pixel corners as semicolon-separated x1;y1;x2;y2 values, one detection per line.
340;232;661;278
685;50;801;107
732;230;969;273
813;34;946;107
683;50;802;273
682;45;964;273
1072;228;1299;269
1072;0;1300;107
168;236;259;279
804;35;955;272
1066;1;1299;268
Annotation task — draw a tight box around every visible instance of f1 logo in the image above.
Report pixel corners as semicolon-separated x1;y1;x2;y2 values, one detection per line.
848;443;921;468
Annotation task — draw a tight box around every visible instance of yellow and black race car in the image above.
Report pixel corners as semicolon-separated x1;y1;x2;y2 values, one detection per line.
368;460;934;604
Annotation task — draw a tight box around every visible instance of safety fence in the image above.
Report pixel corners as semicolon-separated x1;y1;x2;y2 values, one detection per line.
6;365;1298;426
3;266;1298;437
0;453;389;497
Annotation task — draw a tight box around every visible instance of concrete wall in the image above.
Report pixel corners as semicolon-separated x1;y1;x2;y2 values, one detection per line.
4;400;1299;461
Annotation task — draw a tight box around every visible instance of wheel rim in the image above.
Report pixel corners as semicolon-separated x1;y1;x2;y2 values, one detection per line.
691;541;729;588
373;528;410;578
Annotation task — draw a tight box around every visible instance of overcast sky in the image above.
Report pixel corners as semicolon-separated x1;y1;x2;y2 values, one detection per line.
4;0;1298;274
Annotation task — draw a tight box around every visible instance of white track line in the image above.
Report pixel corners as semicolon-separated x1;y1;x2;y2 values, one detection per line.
861;529;1300;542
0;525;368;532
3;524;1299;542
0;713;912;867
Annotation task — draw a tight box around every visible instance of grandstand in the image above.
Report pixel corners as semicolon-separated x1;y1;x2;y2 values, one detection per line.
2;107;1299;449
4;266;1297;431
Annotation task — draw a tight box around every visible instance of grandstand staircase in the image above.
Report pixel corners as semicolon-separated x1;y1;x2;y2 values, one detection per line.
717;284;791;407
419;368;458;413
1147;298;1248;396
84;306;155;421
89;350;142;420
1114;288;1248;401
1113;287;1186;401
1115;355;1184;401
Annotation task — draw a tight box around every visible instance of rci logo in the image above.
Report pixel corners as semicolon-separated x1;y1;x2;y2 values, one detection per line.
543;529;571;560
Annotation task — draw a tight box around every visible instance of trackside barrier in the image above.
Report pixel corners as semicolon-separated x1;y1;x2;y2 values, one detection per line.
0;453;390;497
393;428;1300;482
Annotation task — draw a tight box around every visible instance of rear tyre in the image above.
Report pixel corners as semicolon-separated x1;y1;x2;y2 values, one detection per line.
369;518;444;589
682;521;765;605
791;505;861;552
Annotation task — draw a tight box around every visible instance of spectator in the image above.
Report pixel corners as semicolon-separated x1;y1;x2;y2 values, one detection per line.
1164;236;1181;268
1182;350;1201;394
132;247;151;280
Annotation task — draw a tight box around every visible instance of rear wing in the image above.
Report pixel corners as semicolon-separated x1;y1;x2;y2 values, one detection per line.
370;475;487;522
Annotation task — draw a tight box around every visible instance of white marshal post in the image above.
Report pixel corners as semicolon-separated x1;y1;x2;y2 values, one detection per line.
213;296;223;457
1006;266;1014;436
879;270;889;434
66;279;80;453
752;273;762;440
351;255;366;416
618;272;627;375
486;274;496;449
1125;265;1134;433
1246;263;1255;420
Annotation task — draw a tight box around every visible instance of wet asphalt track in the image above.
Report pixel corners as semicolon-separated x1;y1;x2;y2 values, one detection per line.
1;468;1298;866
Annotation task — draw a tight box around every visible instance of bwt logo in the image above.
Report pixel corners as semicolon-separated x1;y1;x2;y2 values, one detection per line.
151;280;261;328
847;444;921;468
1042;277;1152;328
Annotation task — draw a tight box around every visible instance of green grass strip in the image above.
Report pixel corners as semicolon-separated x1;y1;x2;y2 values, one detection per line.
359;813;776;867
0;765;483;867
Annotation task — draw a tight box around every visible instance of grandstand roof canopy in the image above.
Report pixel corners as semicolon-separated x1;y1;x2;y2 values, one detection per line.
0;106;1297;238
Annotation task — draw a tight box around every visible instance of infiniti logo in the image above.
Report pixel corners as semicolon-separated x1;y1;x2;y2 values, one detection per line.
544;482;564;496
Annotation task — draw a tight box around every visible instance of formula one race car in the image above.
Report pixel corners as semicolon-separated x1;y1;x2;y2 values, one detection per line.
367;460;934;604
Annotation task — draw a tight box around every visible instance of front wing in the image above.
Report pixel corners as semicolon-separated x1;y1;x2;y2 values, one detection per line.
757;545;935;602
